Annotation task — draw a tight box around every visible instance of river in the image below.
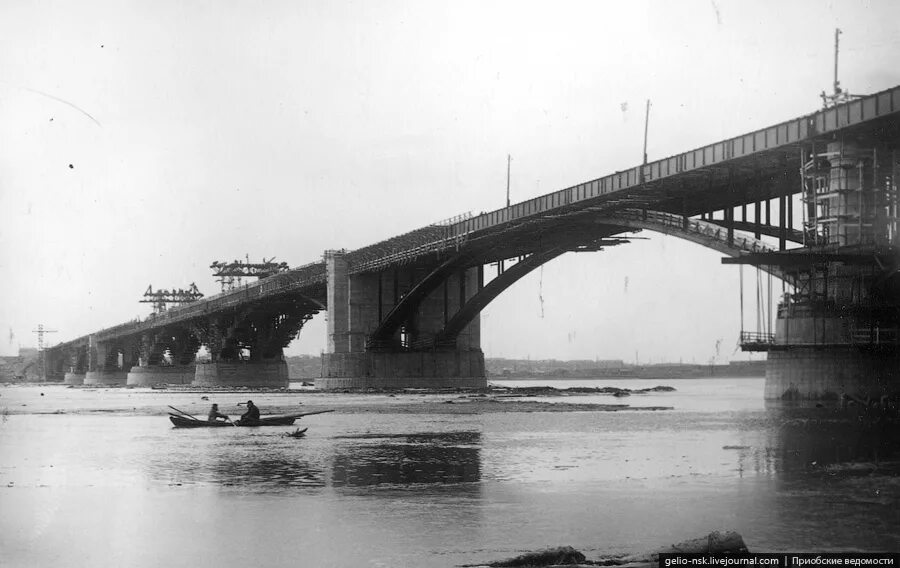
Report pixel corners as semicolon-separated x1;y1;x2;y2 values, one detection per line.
0;377;898;567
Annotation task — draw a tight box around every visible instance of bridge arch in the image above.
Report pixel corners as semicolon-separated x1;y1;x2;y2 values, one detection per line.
426;209;788;349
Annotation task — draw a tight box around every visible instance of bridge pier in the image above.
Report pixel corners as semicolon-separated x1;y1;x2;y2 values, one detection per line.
84;337;128;386
126;365;195;386
124;330;199;386
63;372;86;385
766;348;900;400
83;371;128;385
192;360;288;388
319;250;486;389
745;140;900;400
318;351;485;389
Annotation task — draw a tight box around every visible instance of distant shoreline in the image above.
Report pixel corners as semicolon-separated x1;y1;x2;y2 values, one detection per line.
489;375;765;380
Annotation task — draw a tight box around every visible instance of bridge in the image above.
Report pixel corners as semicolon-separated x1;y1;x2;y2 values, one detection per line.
46;85;900;399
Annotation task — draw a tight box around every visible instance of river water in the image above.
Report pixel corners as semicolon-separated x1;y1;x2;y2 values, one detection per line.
1;377;898;567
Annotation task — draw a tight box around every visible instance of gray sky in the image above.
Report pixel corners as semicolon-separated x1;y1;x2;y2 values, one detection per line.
1;0;898;363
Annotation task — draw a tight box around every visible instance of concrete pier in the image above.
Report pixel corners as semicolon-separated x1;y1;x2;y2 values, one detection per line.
758;140;900;400
766;349;900;400
322;251;486;389
318;350;486;390
63;372;86;385
126;366;195;387
192;361;289;388
83;371;128;386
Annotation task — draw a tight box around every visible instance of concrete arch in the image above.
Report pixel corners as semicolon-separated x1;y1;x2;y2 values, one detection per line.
601;209;780;258
367;254;475;348
429;209;788;348
433;248;566;347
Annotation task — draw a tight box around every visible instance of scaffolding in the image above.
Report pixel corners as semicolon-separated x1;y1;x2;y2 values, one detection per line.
141;283;204;315
210;256;290;291
802;142;899;248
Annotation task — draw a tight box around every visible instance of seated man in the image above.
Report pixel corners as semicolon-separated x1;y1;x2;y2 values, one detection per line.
240;400;260;424
207;403;230;423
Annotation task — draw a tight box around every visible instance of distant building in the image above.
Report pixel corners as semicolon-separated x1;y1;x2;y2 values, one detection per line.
0;348;41;382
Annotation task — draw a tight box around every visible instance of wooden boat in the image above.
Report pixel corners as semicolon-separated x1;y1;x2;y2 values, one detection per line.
169;415;235;428
169;409;333;428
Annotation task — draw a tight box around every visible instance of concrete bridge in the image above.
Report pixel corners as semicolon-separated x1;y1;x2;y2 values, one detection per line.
47;85;900;399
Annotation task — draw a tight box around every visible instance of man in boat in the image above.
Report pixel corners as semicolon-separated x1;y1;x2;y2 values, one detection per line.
240;400;260;425
207;403;231;423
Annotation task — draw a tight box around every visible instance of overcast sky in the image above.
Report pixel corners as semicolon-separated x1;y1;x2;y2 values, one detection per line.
1;0;898;363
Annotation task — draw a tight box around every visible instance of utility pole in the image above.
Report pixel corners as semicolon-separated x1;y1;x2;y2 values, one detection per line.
833;28;842;97
642;99;651;165
506;154;511;208
821;28;856;108
31;324;57;381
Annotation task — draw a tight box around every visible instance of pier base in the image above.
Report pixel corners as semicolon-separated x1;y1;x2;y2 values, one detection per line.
63;372;86;385
83;371;128;386
126;366;195;387
192;361;289;388
318;350;486;390
765;348;900;400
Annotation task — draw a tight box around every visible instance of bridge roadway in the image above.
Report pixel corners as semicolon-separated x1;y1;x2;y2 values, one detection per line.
47;84;900;394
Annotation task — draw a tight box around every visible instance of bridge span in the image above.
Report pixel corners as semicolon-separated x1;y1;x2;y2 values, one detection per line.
47;85;900;399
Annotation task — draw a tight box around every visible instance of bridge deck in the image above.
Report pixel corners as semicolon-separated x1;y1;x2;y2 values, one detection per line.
353;85;900;272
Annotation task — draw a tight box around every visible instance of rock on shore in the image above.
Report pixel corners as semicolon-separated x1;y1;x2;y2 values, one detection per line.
463;530;747;567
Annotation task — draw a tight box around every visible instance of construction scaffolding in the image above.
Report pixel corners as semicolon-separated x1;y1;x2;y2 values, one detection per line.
141;283;204;315
801;143;899;248
210;256;290;291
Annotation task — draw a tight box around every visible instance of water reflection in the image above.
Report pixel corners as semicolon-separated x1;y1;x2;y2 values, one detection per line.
761;402;900;477
331;431;482;487
135;427;327;489
142;430;482;490
210;457;326;488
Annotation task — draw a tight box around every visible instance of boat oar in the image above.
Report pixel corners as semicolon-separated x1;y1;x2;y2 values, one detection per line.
296;409;335;418
276;409;335;420
168;405;202;421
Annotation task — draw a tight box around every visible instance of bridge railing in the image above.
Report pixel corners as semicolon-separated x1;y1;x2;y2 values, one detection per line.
614;209;777;254
739;331;776;351
849;325;900;347
347;224;466;274
441;85;900;251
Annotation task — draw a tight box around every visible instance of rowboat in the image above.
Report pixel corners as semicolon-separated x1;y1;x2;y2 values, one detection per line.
168;409;333;428
169;415;235;428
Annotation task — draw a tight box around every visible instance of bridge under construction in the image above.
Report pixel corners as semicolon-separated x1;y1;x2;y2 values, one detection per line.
44;84;900;399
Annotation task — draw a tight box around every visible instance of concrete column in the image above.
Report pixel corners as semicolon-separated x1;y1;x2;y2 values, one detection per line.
127;365;195;386
63;372;86;385
766;348;900;400
87;335;99;372
456;267;482;350
121;340;138;370
126;331;197;386
379;271;401;345
414;274;448;345
84;338;127;386
64;346;88;385
326;251;350;353
192;360;288;388
348;272;380;352
320;259;486;390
